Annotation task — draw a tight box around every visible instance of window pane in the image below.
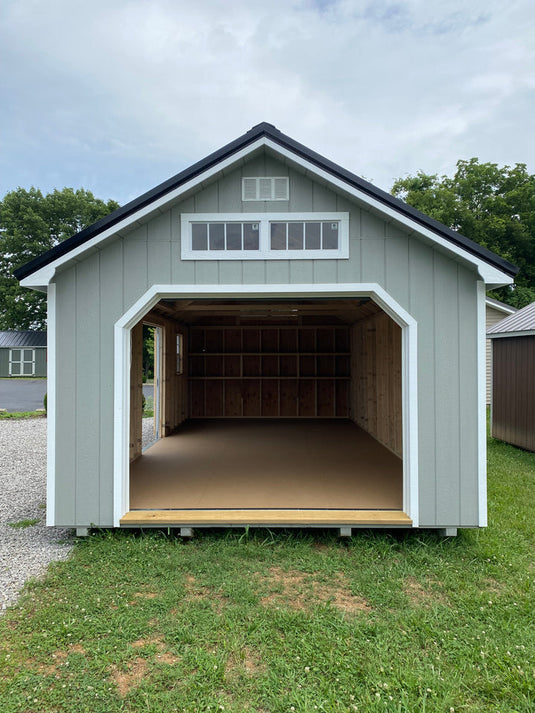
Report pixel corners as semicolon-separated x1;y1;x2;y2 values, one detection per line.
322;222;339;249
271;223;287;250
192;224;208;250
23;362;33;375
243;223;259;250
305;223;321;249
23;349;34;362
288;223;304;250
226;223;242;250
11;363;21;375
209;223;225;250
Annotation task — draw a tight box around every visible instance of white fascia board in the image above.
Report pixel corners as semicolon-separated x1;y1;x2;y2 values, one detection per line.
20;140;269;288
263;139;513;287
21;135;512;289
485;297;517;315
488;330;535;339
20;266;55;289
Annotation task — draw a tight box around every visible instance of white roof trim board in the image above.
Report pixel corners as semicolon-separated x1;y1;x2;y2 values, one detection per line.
16;123;516;291
487;300;535;338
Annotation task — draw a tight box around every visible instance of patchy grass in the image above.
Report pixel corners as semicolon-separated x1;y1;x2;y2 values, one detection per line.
0;436;534;712
8;518;40;529
0;411;46;419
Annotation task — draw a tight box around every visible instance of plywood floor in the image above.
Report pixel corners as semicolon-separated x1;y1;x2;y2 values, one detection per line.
129;420;403;510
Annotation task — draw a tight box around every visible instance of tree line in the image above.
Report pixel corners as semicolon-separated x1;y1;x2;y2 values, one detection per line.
1;158;535;330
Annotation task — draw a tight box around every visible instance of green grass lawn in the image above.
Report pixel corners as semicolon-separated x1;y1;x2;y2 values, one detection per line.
0;436;534;713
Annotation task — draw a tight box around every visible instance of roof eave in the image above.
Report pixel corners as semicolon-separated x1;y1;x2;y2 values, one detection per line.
15;121;518;283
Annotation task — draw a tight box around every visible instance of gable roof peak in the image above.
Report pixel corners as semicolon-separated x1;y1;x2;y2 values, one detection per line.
15;123;518;283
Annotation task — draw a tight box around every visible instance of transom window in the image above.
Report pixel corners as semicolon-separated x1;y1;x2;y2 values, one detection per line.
9;348;35;376
181;213;349;260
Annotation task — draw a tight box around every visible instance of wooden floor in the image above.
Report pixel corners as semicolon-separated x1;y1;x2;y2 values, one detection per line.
129;420;403;512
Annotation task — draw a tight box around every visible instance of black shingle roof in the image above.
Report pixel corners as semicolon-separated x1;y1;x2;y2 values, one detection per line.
14;122;518;281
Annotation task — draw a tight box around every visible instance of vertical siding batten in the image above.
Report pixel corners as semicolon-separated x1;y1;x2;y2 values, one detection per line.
99;240;124;524
75;253;101;525
54;269;77;525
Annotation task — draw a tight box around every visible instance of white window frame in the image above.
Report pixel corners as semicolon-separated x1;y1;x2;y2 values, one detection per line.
9;348;36;376
242;176;289;201
181;212;349;260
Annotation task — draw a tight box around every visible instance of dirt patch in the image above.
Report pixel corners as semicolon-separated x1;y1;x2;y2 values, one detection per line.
259;568;370;613
110;657;148;697
225;646;266;681
34;643;86;675
404;576;447;607
129;591;159;604
130;634;181;665
183;575;227;612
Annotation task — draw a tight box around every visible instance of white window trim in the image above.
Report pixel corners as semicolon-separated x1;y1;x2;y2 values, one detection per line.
9;348;36;376
181;212;349;260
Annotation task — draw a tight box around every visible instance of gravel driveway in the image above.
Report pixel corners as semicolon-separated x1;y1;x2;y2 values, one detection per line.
0;418;74;613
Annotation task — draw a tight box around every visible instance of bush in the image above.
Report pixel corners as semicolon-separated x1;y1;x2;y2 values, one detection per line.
44;393;47;412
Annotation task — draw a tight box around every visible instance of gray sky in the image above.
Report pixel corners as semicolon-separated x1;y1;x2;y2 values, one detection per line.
1;0;534;205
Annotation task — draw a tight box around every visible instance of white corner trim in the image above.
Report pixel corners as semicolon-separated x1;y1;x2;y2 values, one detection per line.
477;280;488;526
46;283;56;526
113;283;419;527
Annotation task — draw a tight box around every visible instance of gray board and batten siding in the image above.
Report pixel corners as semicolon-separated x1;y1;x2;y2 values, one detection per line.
16;123;516;532
55;153;479;529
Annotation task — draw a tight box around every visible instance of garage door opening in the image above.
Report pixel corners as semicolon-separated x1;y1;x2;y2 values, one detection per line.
124;296;409;526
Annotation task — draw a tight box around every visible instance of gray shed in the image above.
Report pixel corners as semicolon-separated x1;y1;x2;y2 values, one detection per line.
487;301;535;451
15;123;517;536
0;331;47;377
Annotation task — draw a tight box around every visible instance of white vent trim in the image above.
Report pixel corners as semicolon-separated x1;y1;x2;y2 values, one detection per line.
242;177;289;201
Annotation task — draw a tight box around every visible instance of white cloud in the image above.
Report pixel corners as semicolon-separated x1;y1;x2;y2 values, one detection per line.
1;0;534;201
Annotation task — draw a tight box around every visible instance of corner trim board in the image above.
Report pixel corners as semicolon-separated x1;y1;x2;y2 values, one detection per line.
46;283;56;526
477;280;488;526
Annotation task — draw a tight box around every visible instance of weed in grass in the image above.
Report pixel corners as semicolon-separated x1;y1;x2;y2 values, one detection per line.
8;518;40;528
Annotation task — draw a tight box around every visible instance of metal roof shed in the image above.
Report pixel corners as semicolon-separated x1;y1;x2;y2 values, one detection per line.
0;331;47;377
15;122;517;536
487;301;535;451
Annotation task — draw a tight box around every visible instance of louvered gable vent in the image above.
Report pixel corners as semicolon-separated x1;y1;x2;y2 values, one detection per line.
242;177;289;201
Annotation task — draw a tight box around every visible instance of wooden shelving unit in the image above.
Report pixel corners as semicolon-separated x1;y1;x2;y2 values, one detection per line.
188;325;351;418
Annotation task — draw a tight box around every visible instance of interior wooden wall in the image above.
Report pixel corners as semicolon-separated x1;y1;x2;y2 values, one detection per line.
351;312;402;457
188;325;350;419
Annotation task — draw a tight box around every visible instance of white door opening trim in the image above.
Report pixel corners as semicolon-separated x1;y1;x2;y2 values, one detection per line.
113;284;419;527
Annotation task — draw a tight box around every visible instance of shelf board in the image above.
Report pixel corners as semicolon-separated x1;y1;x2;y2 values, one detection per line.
189;376;351;380
189;352;350;356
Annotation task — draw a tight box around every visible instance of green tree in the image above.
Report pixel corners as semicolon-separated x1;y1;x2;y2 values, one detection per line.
0;187;119;329
391;159;535;308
